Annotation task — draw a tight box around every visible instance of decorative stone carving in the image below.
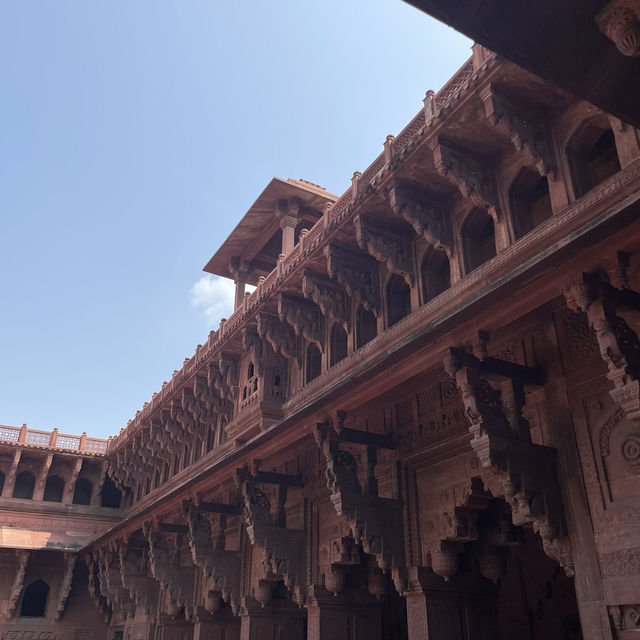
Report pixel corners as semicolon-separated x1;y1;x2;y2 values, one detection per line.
278;293;325;350
432;139;498;214
117;544;158;617
324;243;381;316
596;0;640;57
388;180;453;256
257;313;301;367
479;84;555;177
565;273;640;425
54;553;77;620
301;270;352;332
8;550;29;618
354;214;415;286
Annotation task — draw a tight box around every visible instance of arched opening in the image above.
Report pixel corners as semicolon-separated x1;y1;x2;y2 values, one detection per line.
43;475;65;502
100;476;122;509
421;249;451;304
462;208;497;273
306;343;322;383
330;324;348;366
386;274;411;327
13;471;35;500
73;477;93;505
0;470;5;495
356;305;377;349
569;120;621;197
247;361;254;379
20;580;49;617
510;168;552;239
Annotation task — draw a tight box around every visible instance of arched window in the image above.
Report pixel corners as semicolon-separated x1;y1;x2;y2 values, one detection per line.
73;477;93;505
421;249;451;304
386;274;411;327
330;324;348;366
13;471;35;500
247;361;255;379
100;476;122;509
356;305;377;349
462;208;496;273
20;580;49;617
306;344;322;383
0;470;5;495
43;475;65;502
569;120;621;197
510;168;552;240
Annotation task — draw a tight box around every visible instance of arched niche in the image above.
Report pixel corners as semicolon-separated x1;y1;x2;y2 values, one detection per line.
568;117;621;197
20;579;49;617
356;304;377;349
43;475;65;502
13;471;35;500
509;168;552;240
462;207;497;273
330;323;348;366
421;248;451;304
386;274;411;327
73;477;93;505
100;475;122;509
306;343;322;383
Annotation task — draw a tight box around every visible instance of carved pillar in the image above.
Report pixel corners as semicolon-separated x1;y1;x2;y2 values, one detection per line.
7;550;29;618
231;257;251;311
276;198;301;256
54;553;77;620
64;458;83;505
2;449;22;498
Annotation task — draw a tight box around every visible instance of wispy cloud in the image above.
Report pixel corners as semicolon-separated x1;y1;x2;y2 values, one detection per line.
190;275;235;326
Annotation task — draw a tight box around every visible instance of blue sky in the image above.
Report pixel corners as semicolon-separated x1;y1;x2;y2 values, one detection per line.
0;2;471;440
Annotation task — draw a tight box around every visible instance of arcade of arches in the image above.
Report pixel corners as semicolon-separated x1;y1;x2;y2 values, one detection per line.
3;38;640;640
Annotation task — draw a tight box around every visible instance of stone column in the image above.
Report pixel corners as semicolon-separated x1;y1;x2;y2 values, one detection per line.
276;199;300;256
230;258;251;311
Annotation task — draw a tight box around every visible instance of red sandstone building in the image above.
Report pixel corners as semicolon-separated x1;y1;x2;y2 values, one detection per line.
2;19;640;640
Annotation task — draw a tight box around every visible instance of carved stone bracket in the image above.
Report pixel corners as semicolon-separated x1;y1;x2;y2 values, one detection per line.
442;346;574;576
388;180;453;256
314;422;404;573
257;313;302;367
324;243;381;316
278;293;325;351
565;273;640;425
479;84;555;177
95;548;136;618
354;214;415;286
432;139;498;216
117;543;158;618
8;550;29;617
86;555;111;622
54;553;77;620
596;0;640;57
301;270;352;332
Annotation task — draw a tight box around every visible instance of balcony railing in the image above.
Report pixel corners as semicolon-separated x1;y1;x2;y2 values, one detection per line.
0;424;109;455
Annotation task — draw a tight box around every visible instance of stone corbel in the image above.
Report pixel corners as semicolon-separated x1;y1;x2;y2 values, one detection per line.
64;458;83;504
313;422;404;573
193;376;223;426
34;453;54;501
442;345;574;576
596;0;640;57
146;526;196;620
564;272;640;425
354;214;415;286
92;461;109;507
278;293;325;351
7;550;29;617
324;243;381;316
54;553;77;620
257;313;302;368
115;542;158;618
388;180;453;256
2;449;22;498
96;548;136;617
182;501;242;615
479;84;555;177
86;555;111;622
234;468;307;607
432;139;498;217
301;270;352;332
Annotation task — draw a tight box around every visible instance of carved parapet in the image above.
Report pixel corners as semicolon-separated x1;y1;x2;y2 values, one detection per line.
565;273;640;425
354;214;415;286
278;293;325;350
324;243;381;316
596;0;640;57
257;313;301;367
479;84;555;177
442;346;574;576
432;139;497;215
388;180;453;256
301;270;352;331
